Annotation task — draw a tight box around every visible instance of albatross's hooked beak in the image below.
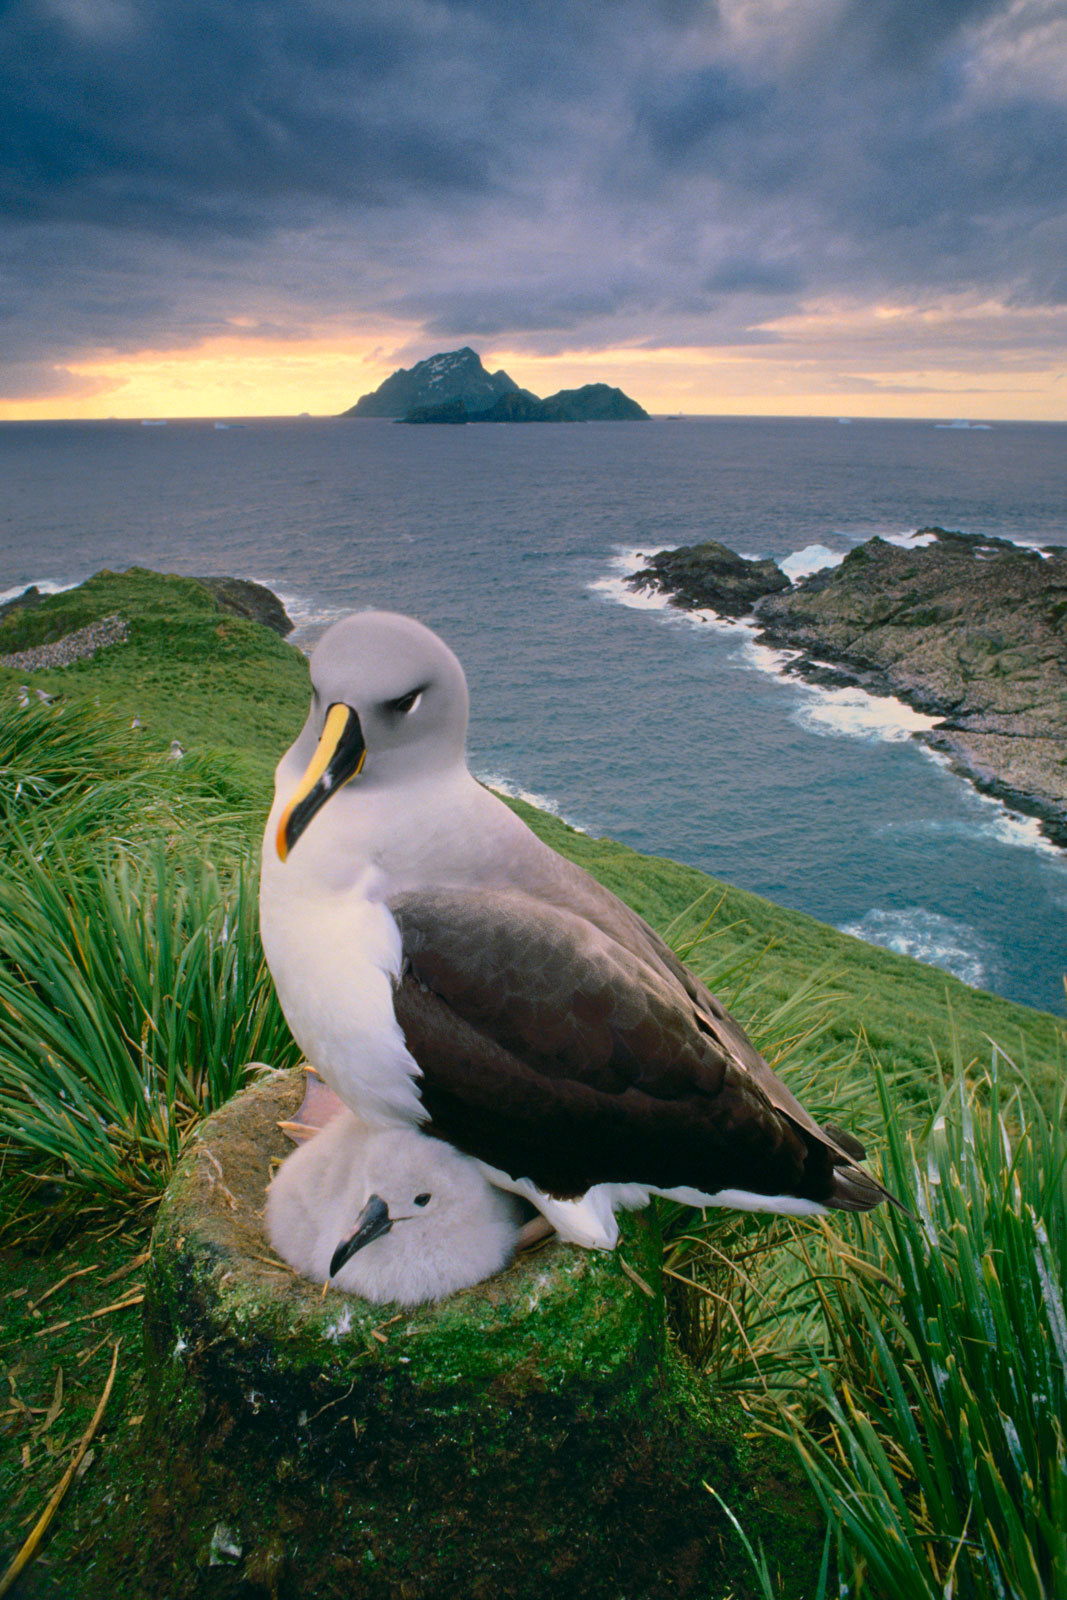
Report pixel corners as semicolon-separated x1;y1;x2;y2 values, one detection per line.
276;702;366;861
329;1193;392;1277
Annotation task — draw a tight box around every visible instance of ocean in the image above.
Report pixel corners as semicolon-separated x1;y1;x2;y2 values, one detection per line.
2;414;1065;1015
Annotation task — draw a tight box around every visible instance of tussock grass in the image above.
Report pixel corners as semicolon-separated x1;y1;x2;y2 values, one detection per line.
787;1051;1067;1599
0;699;296;1210
0;700;261;855
658;900;885;1384
714;1046;1067;1599
0;701;144;804
0;838;298;1201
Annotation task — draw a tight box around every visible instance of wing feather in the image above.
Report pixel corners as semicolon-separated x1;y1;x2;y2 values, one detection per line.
388;888;864;1206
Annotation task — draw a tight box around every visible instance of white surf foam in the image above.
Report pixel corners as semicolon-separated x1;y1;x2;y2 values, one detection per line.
780;544;845;581
739;638;941;743
250;581;355;650
840;907;993;989
884;529;939;549
0;577;82;606
793;684;942;743
880;527;1061;561
479;771;591;834
977;805;1063;858
587;546;750;634
918;748;1065;859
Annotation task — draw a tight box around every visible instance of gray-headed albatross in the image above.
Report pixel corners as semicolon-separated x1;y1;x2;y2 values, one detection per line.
260;610;892;1249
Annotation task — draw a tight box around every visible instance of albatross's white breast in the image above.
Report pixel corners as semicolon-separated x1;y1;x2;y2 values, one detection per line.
259;856;425;1128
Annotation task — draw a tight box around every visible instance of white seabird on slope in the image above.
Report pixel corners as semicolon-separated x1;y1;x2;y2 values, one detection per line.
260;611;894;1250
266;1108;520;1306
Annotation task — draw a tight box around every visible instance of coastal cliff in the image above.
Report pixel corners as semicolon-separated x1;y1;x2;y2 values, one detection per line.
630;528;1067;846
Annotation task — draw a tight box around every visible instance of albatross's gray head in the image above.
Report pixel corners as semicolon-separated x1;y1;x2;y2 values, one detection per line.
265;1111;520;1307
274;611;469;861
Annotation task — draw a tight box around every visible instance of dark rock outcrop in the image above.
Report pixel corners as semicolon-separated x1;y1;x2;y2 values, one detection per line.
350;349;649;423
754;528;1067;842
402;397;471;424
629;541;789;617
401;383;649;425
194;576;294;636
0;584;46;622
345;348;524;418
630;527;1067;845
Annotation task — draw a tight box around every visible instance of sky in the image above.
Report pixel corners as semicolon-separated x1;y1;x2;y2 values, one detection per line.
3;0;1067;421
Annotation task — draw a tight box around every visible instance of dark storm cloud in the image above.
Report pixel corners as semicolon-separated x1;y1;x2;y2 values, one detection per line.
2;0;1066;390
1;0;492;232
832;0;1008;69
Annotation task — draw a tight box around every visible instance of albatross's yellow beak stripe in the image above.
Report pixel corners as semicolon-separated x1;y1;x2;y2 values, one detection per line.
276;702;366;861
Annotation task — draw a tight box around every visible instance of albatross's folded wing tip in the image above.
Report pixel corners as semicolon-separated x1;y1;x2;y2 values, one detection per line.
829;1161;909;1215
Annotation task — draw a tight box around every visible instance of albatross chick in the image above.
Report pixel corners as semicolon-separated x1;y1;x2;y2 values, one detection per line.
265;1111;521;1306
260;610;896;1250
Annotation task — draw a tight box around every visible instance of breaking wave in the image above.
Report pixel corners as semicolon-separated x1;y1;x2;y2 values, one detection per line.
779;544;845;580
254;582;362;650
840;907;994;989
479;771;591;834
739;640;942;743
587;546;751;635
0;576;82;606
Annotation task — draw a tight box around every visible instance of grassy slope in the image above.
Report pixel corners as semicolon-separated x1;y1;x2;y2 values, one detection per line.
2;567;1063;1096
2;568;1064;1593
0;568;309;800
512;803;1065;1095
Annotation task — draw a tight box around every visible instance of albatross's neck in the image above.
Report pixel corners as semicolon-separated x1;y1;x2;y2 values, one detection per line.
265;763;532;899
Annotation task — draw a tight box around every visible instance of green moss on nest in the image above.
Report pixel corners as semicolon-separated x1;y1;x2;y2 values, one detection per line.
123;1072;823;1599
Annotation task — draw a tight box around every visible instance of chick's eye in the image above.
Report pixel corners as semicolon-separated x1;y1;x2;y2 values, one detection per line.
414;1193;431;1207
384;686;424;716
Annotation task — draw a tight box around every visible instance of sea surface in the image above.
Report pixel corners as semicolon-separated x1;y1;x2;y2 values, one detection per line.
2;414;1066;1015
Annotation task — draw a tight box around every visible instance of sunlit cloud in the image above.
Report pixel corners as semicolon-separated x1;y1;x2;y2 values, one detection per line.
2;0;1065;420
0;330;420;422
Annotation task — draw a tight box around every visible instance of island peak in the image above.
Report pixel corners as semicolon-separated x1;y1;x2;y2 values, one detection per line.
344;349;648;423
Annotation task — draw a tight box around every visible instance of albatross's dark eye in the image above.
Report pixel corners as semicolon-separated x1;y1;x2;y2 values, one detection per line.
414;1193;431;1207
383;686;425;716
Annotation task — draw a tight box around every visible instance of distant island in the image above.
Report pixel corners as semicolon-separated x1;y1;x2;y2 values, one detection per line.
629;529;1067;847
343;347;648;423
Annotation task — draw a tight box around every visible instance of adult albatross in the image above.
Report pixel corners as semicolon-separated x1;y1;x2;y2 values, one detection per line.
260;610;891;1248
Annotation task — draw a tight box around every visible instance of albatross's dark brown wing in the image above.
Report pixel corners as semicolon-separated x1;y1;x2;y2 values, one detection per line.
389;888;889;1211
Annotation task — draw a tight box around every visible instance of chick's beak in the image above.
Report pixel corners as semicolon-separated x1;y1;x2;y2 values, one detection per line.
276;703;365;860
329;1194;392;1277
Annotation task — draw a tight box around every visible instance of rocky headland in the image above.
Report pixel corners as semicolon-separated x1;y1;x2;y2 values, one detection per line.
193;575;294;636
0;574;293;673
629;528;1067;847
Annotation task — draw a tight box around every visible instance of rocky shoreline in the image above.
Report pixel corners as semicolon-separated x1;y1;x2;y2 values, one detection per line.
629;529;1067;848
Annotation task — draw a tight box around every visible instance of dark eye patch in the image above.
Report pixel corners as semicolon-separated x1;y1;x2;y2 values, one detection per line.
383;685;426;716
414;1193;431;1207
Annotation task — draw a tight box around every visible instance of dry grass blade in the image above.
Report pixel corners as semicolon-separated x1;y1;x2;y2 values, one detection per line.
0;1340;120;1598
29;1264;99;1311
